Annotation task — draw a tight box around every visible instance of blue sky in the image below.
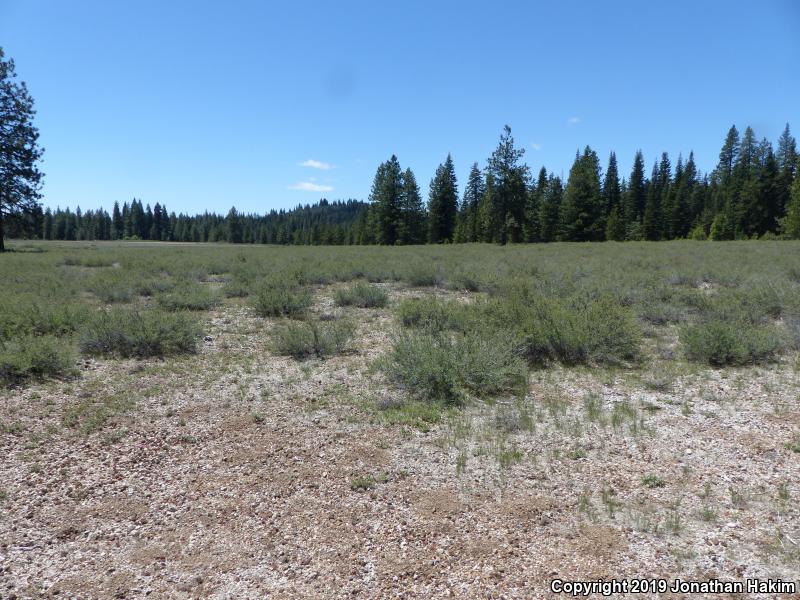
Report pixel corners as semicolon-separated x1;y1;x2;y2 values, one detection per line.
1;0;798;215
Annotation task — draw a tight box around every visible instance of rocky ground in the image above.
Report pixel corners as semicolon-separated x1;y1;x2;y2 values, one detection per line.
1;284;799;599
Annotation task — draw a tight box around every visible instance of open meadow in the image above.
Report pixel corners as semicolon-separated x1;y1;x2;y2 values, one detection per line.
2;240;800;597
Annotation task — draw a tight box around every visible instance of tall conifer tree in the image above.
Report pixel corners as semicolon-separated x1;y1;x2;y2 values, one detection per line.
623;151;647;238
398;168;425;244
0;48;43;251
485;126;529;244
559;147;603;241
427;154;458;243
369;155;403;244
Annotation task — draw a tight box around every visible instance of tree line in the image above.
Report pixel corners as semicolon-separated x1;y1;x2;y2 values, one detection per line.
363;123;800;244
8;123;800;246
6;198;369;245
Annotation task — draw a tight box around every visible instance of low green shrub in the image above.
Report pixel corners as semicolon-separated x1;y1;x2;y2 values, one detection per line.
706;285;787;324
270;319;355;359
156;281;218;311
136;278;174;297
79;309;201;358
397;289;639;367
396;297;473;332
680;319;785;366
444;270;487;292
405;264;445;287
637;300;687;325
484;289;641;366
0;335;76;385
383;330;527;404
0;299;90;339
224;280;251;298
334;282;388;308
88;273;135;303
253;279;313;318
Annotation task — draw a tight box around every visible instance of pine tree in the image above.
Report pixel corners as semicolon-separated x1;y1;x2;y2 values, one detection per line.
710;125;742;237
152;202;163;240
670;153;696;238
130;200;145;239
539;175;562;242
736;127;758;179
462;163;484;243
0;48;44;251
369;155;403;245
121;202;130;238
160;205;172;240
453;194;468;243
658;152;672;205
398;168;425;244
602;152;621;221
604;153;625;241
731;128;762;237
643;162;663;241
717;125;740;183
144;204;154;239
623;151;646;238
524;167;547;242
485;126;529;244
112;201;123;240
777;124;798;174
752;143;781;237
643;153;670;240
479;173;495;242
776;123;797;217
663;155;682;238
605;205;625;241
559;146;603;241
427;154;458;243
226;207;243;243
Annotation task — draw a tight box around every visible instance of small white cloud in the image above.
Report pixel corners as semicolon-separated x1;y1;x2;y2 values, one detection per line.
298;159;333;170
531;143;542;151
288;182;334;192
567;116;581;125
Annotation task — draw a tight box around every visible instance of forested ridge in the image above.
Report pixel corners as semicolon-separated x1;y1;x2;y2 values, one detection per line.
9;123;800;245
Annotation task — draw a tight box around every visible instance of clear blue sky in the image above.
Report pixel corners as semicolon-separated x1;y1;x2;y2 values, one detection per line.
1;0;799;215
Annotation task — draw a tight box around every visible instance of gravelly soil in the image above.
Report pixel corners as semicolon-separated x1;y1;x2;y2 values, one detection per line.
1;285;799;599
